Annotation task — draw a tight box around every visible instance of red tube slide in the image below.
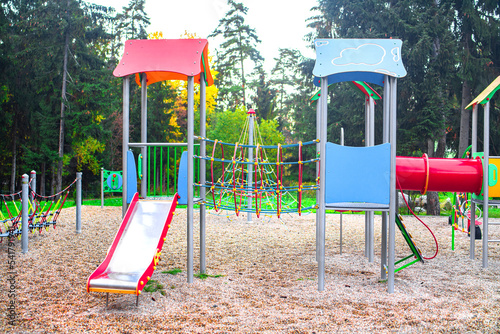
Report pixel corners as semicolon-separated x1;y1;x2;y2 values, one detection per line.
396;155;483;195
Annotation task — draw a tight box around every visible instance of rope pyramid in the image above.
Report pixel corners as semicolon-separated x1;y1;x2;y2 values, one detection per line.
195;114;318;218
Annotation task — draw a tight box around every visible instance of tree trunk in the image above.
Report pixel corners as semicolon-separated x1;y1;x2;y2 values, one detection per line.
10;115;17;194
427;192;441;216
57;17;70;194
51;164;56;195
40;162;46;196
458;80;472;158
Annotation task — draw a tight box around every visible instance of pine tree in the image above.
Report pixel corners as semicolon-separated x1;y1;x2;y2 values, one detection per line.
209;0;263;110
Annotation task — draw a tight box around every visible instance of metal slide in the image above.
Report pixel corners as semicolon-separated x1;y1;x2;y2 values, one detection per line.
87;192;179;296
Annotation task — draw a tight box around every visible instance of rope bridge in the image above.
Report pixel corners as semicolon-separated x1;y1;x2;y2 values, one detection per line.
195;137;319;218
0;177;77;240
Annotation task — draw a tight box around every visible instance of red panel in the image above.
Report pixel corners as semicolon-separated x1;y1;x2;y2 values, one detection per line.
87;192;140;292
396;156;483;195
113;39;214;86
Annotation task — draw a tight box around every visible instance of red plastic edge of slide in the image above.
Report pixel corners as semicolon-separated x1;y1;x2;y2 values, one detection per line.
86;192;140;292
136;193;180;295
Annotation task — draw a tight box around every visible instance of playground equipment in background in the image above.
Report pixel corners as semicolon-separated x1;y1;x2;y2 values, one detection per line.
100;168;123;208
197;137;318;218
313;39;500;293
465;75;500;267
145;144;200;198
195;109;318;219
450;192;482;241
0;171;82;253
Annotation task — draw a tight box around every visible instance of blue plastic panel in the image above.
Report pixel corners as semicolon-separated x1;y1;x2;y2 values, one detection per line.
325;143;390;205
126;150;137;203
177;151;188;205
313;71;385;87
313;39;407;80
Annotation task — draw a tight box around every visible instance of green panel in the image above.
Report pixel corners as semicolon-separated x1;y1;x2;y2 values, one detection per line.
102;169;123;193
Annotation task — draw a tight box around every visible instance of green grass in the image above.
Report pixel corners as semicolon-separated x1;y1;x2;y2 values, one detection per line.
143;279;165;295
161;268;182;275
25;190;500;219
194;272;224;280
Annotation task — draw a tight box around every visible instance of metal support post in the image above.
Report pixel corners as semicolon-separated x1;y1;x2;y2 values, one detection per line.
368;96;375;263
470;104;478;259
381;75;390;280
141;74;148;199
22;174;29;253
76;172;82;233
318;77;328;291
187;76;194;283
483;102;490;268
122;77;130;217
247;110;254;223
388;77;398;293
101;167;104;208
200;76;207;274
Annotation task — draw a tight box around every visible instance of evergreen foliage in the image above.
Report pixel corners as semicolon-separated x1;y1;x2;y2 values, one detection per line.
0;0;499;202
209;0;263;110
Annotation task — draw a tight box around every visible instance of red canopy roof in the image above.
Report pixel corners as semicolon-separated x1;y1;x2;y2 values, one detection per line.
113;39;214;86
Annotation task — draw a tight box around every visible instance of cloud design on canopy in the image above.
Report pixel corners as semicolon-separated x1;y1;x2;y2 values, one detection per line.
332;44;386;66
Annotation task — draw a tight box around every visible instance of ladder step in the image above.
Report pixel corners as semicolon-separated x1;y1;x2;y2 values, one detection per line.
487;240;500;243
488;222;500;225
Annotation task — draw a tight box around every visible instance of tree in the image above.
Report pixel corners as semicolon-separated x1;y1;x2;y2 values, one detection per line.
115;0;150;41
455;0;500;157
248;64;276;121
209;0;263;110
311;0;465;215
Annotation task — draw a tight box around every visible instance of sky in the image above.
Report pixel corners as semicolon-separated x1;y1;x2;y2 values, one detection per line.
92;0;319;71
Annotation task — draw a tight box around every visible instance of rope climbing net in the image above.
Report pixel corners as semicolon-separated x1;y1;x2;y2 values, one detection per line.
195;137;319;218
0;177;77;240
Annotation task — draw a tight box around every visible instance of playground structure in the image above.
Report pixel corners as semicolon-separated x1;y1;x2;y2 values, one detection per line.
87;192;179;305
196;110;318;220
465;76;500;266
0;171;82;253
100;145;201;207
93;37;500;297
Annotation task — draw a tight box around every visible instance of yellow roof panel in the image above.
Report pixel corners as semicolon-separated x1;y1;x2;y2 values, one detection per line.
466;76;500;110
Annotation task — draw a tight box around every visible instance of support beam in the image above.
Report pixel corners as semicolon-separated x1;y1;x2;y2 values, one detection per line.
200;75;207;274
381;76;390;280
247;111;254;223
318;77;328;291
122;77;130;217
21;174;29;253
187;76;195;283
388;77;398;293
368;96;375;263
76;172;82;233
483;102;490;268
141;74;148;199
470;104;478;259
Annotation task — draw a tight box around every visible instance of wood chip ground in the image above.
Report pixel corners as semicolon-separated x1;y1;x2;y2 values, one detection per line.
1;206;500;333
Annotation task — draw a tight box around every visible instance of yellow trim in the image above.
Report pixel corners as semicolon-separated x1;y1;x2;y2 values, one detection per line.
88;287;137;295
466;76;500;109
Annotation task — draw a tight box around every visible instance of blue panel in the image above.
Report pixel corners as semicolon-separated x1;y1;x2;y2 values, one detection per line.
325;143;390;205
313;71;385;87
177;151;188;205
313;39;407;79
126;150;137;203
